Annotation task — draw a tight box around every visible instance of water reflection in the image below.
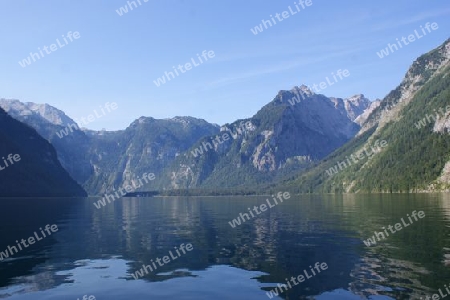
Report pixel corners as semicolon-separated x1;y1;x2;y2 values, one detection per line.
1;258;272;300
0;194;449;299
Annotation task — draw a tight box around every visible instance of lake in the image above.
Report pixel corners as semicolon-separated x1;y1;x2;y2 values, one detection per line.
0;194;449;299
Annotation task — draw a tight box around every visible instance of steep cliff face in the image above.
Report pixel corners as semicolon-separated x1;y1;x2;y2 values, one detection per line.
1;85;371;194
281;39;450;193
358;39;450;136
0;99;75;127
162;86;370;189
83;116;220;194
330;94;372;122
0;108;87;197
0;100;220;195
0;99;93;184
354;100;381;126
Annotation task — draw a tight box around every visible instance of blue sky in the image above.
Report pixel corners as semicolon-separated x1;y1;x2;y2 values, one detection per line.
0;0;449;130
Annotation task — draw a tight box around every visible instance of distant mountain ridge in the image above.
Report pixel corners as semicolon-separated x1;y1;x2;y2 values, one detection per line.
0;99;223;194
82;116;220;194
1;82;374;194
3;39;449;195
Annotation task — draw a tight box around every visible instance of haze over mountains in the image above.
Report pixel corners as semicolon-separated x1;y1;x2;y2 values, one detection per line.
1;38;449;196
0;88;371;195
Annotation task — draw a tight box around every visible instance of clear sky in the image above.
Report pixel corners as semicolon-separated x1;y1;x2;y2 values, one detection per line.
0;0;449;130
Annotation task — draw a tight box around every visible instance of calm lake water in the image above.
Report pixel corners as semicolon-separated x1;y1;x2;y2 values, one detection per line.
0;194;449;299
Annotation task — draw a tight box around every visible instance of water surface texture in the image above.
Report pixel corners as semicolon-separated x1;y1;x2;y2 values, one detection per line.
0;194;449;299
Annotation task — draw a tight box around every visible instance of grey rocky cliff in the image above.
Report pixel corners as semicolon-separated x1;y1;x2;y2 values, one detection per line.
1;87;371;194
163;85;370;189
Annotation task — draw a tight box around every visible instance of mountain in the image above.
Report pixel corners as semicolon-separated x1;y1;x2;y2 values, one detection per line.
159;86;371;190
0;107;87;197
354;99;381;125
0;100;220;195
1;87;372;194
0;99;75;127
0;99;93;184
330;94;372;121
83;116;220;194
280;38;450;193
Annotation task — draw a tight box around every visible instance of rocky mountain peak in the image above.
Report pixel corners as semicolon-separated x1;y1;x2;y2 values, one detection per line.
0;98;75;127
294;84;315;96
359;38;450;135
346;94;367;104
327;94;371;122
343;94;372;121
